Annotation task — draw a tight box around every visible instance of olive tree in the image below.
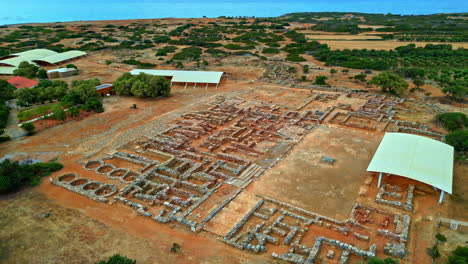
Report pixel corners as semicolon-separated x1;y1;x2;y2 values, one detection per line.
369;71;408;96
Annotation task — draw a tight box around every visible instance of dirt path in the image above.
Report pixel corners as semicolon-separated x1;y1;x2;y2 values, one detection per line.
4;107;26;139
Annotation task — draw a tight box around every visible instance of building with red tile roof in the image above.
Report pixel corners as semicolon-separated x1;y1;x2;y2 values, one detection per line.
7;76;39;89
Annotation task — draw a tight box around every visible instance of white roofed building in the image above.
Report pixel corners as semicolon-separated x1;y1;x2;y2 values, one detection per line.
130;69;224;89
367;132;454;203
0;48;87;75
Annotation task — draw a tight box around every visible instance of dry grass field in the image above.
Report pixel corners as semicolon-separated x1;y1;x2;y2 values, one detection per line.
306;34;383;40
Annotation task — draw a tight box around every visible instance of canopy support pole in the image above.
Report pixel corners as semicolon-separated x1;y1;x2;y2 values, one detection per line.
377;172;383;188
194;83;197;89
170;82;173;87
216;83;219;89
184;82;187;89
439;191;444;203
205;83;208;89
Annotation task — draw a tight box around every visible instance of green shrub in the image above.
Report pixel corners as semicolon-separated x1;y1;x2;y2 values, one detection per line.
37;68;48;79
447;246;468;264
122;59;141;65
445;129;468;152
314;75;328;85
354;73;367;82
52;106;66;121
170;243;181;253
96;254;136;264
205;48;228;56
435;233;447;242
262;48;279;54
427;245;440;259
0;103;9;129
286;53;306;62
0;159;63;194
21;122;35;133
28;162;64;177
0;80;16;101
224;44;255;50
83;97;104;113
155;46;177;56
172;46;202;60
437;112;468;132
68;106;80;117
0;135;10;142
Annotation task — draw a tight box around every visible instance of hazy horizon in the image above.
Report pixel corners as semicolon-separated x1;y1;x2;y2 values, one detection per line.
1;0;467;25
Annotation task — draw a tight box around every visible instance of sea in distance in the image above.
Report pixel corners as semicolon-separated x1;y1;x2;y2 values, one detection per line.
1;0;467;25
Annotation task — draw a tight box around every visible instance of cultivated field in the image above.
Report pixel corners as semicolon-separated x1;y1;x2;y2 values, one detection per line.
319;40;468;50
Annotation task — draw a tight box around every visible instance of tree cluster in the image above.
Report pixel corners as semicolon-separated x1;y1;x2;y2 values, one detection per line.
62;78;104;112
15;80;68;106
447;246;468;264
369;72;408;96
437;112;467;153
172;46;202;60
437;112;467;132
113;73;171;98
13;61;39;78
0;80;15;129
0;159;63;194
446;129;468;153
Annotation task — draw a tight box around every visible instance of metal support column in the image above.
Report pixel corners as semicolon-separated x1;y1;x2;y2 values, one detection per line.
205;83;208;89
377;172;383;188
184;82;187;89
194;83;197;89
439;191;444;203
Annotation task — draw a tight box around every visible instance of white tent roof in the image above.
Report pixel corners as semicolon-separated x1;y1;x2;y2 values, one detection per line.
367;133;454;194
130;69;224;84
0;67;15;75
13;49;58;57
33;50;87;64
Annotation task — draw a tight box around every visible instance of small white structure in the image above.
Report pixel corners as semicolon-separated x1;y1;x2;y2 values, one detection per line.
130;69;224;89
47;68;78;78
367;132;454;203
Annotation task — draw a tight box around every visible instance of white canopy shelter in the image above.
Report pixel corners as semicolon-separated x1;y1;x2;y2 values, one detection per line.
130;69;224;88
367;132;454;203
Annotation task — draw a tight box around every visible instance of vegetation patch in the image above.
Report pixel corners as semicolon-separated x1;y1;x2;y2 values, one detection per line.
437;112;467;132
96;254;136;264
17;103;61;122
172;46;202;60
0;159;63;194
113;72;171;98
